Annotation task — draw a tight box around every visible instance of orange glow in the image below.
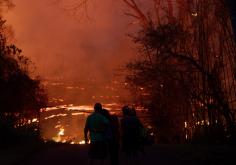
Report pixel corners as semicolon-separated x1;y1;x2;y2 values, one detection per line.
58;128;65;136
71;112;84;116
44;113;68;120
40;103;123;144
4;0;135;89
52;127;65;142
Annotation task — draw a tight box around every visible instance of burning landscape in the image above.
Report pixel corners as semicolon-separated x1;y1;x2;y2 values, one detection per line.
40;79;152;144
1;0;236;165
41;103;118;144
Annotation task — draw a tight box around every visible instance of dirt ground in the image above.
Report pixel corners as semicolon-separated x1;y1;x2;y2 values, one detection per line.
1;144;236;165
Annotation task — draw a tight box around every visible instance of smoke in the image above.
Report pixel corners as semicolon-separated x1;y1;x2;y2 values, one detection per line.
4;0;136;83
0;0;14;14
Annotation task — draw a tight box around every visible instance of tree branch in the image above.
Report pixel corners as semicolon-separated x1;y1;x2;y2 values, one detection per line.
123;0;148;27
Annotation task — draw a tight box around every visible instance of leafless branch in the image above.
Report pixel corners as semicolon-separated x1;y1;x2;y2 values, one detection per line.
122;0;148;27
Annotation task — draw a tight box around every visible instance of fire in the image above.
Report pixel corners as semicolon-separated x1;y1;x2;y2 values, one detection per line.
79;140;90;144
44;113;67;120
184;121;187;128
41;103;142;144
58;128;64;136
67;105;93;111
55;124;62;128
191;12;198;17
32;118;38;122
52;127;65;142
71;112;84;116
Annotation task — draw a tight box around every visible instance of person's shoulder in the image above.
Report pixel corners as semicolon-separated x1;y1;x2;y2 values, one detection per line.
91;112;106;119
99;113;108;119
87;112;96;119
97;113;109;123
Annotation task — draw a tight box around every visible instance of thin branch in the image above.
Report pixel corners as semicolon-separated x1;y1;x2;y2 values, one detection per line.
123;0;148;27
125;12;141;19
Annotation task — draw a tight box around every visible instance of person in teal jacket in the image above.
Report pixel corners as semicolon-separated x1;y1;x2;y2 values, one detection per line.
84;103;109;165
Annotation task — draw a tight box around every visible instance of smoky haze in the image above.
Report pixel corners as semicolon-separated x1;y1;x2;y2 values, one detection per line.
4;0;136;83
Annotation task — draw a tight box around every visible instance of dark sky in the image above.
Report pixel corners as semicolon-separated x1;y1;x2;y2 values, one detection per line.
4;0;137;83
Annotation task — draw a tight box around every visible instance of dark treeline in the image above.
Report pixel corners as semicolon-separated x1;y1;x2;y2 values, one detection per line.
124;0;236;144
0;14;47;146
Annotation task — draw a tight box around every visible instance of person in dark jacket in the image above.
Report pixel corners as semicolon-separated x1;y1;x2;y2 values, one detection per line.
120;106;143;164
100;109;120;165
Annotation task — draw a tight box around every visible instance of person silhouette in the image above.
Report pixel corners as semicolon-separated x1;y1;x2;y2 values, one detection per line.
121;106;143;164
84;103;109;165
100;108;120;165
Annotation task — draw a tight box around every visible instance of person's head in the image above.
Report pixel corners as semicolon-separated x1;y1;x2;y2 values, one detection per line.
94;103;102;112
122;105;130;116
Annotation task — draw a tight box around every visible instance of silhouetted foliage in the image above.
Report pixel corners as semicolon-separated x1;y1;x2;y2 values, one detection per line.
0;17;47;145
125;22;191;143
124;0;236;144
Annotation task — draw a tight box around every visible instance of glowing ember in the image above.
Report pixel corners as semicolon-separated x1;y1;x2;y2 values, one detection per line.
44;113;68;120
55;124;62;128
79;140;90;144
52;127;65;142
71;112;84;116
67;105;93;111
58;128;64;136
32;118;38;122
184;121;187;128
185;134;188;139
191;12;198;17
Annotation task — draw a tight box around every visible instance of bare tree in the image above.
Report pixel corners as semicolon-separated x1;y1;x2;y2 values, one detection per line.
124;0;236;143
